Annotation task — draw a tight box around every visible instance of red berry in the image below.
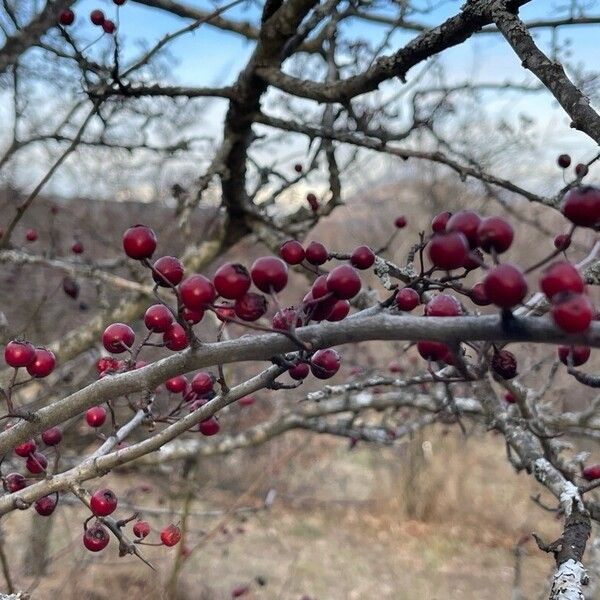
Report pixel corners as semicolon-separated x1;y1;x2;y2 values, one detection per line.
199;417;220;436
483;264;528;308
232;587;250;598
558;345;591;367
280;240;305;265
165;375;187;393
62;276;80;299
327;300;350;321
250;257;288;294
388;360;403;373
41;427;62;446
4;473;26;493
425;294;461;317
14;440;36;457
326;265;361;299
395;288;419;311
102;323;135;353
462;248;484;271
26;452;47;474
163;323;189;351
58;9;75;25
504;392;516;404
417;340;449;361
144;304;173;333
427;232;469;270
160;524;181;546
272;307;303;330
90;9;105;25
71;241;84;254
305;241;328;265
133;521;150;538
122;225;157;260
102;19;116;33
431;211;451;233
26;348;56;378
234;293;268;321
306;193;319;212
191;372;214;395
83;523;110;552
238;395;255;407
289;363;310;380
96;357;120;375
470;283;491;306
181;307;204;324
551;293;594;333
350;246;375;270
561;186;600;228
310;349;341;379
113;0;126;4
476;217;514;254
25;228;38;242
215;305;235;322
583;465;600;481
214;263;251;299
394;215;407;228
575;163;589;178
540;261;584;300
557;154;571;169
86;406;107;428
153;256;184;287
294;163;303;173
446;210;481;247
90;488;118;516
179;275;216;310
554;234;571;251
491;350;518;379
35;495;57;516
4;340;35;368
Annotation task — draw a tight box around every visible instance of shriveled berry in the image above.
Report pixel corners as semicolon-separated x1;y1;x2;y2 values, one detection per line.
234;293;268;321
306;193;319;212
272;308;303;331
491;350;518;380
62;276;80;299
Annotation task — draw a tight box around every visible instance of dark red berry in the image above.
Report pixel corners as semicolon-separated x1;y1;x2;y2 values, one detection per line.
165;375;187;393
182;307;204;324
394;215;407;228
470;283;491;306
395;288;419;311
250;257;288;294
417;341;449;362
179;275;216;310
294;163;303;173
199;417;220;436
272;308;303;330
280;240;305;265
350;246;375;270
96;357;120;375
491;350;518;380
41;427;62;446
62;276;80;299
561;186;600;228
234;293;268;321
305;241;328;265
446;210;481;247
90;488;117;516
122;225;157;260
431;211;451;233
583;465;600;481
86;406;107;428
163;323;188;351
575;163;589;178
160;524;181;546
326;265;361;300
90;9;105;25
504;392;516;404
289;363;310;380
113;0;126;4
476;217;514;253
327;300;350;321
540;261;584;300
4;473;26;493
102;19;116;33
83;523;110;552
306;193;319;212
144;304;173;333
554;234;571;251
215;306;235;322
551;293;594;333
25;228;38;242
557;154;571;169
102;323;135;353
5;340;35;368
483;264;527;308
71;241;84;254
26;348;56;378
310;349;341;379
191;372;213;395
35;495;57;516
153;256;184;287
14;440;36;457
58;9;75;25
26;452;48;474
425;294;461;317
133;521;150;538
427;232;469;270
558;345;590;367
214;263;251;299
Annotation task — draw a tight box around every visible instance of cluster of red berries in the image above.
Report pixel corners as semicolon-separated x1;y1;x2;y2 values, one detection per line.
557;153;590;179
59;1;126;33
